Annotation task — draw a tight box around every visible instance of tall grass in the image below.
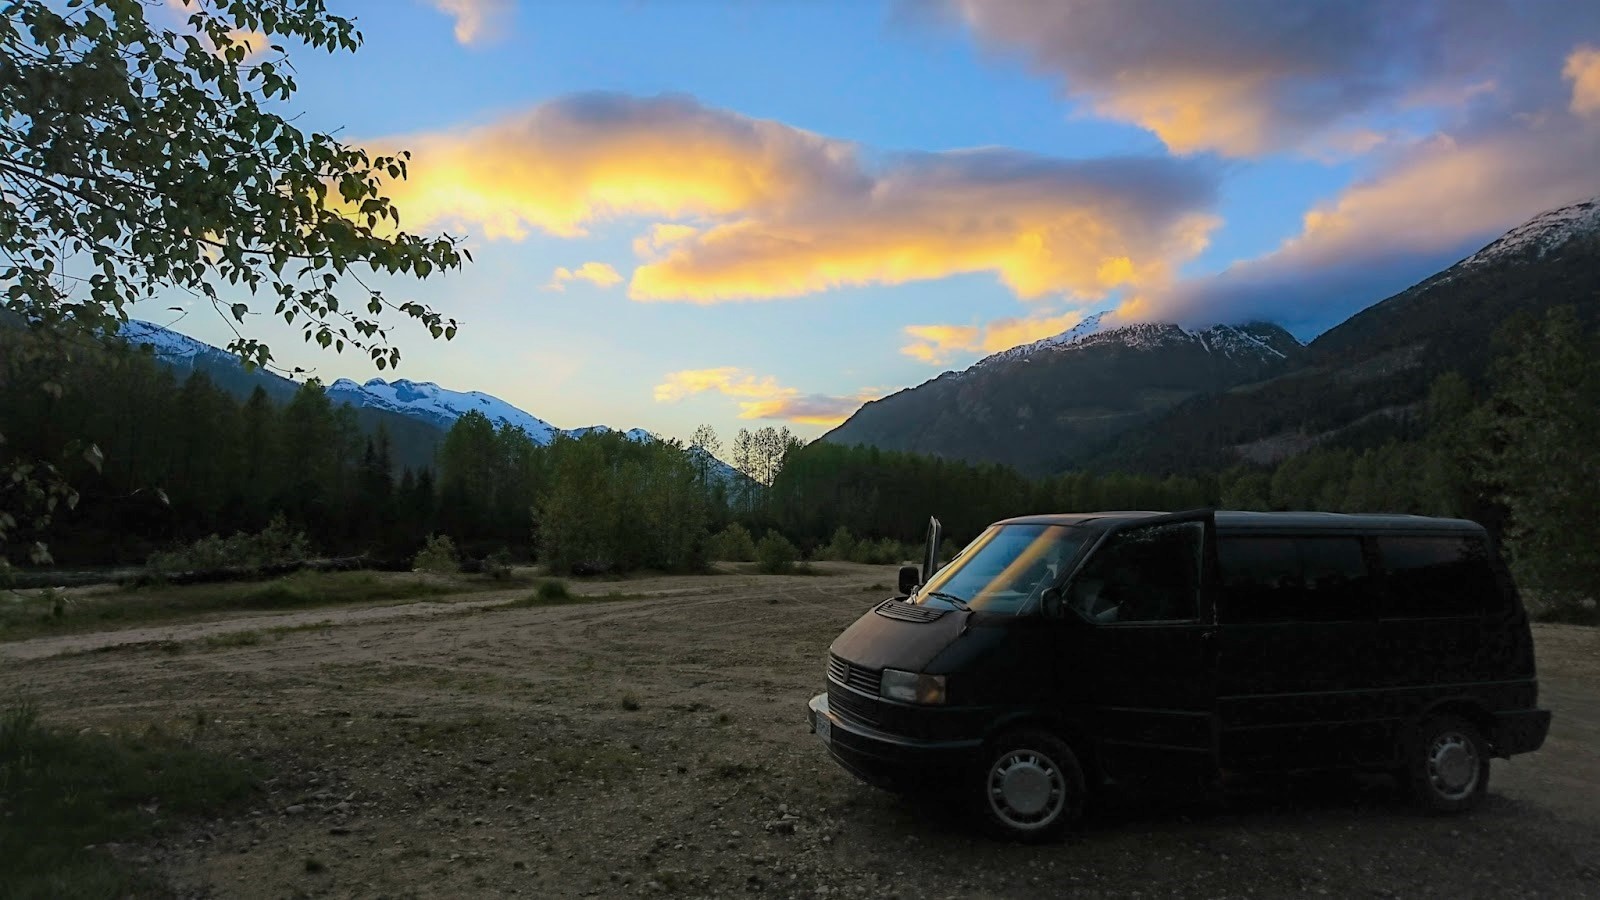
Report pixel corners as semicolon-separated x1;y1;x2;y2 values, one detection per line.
0;702;260;897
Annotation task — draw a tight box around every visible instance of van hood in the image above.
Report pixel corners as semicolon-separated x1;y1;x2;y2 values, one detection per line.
829;600;968;672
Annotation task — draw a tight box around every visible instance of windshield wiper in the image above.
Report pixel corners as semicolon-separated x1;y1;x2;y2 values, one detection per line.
923;590;970;611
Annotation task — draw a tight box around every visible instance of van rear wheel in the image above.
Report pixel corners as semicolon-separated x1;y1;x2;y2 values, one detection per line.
974;729;1085;842
1405;715;1490;813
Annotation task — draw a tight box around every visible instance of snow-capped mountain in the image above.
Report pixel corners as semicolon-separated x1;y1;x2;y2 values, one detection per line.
825;314;1303;474
115;321;742;483
1457;196;1600;271
326;378;564;443
965;316;1299;377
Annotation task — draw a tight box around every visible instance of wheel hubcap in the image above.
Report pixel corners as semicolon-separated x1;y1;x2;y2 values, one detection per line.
1426;732;1480;800
988;750;1065;829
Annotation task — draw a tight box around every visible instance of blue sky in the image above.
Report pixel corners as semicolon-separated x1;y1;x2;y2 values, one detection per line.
138;0;1600;446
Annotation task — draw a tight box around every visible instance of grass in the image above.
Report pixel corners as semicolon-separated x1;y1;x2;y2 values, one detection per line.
495;580;647;611
0;570;533;642
203;629;262;649
0;702;261;899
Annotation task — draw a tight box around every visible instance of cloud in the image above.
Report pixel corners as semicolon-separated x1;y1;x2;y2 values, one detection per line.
369;93;1221;303
946;0;1600;157
1131;117;1600;331
1567;46;1600;117
901;310;1087;364
544;262;623;291
426;0;511;46
653;367;876;427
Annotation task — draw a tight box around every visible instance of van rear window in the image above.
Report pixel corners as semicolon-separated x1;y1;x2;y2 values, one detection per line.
1217;536;1371;624
1377;536;1498;618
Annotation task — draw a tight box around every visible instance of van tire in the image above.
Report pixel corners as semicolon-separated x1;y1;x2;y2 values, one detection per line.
973;729;1086;842
1405;715;1490;813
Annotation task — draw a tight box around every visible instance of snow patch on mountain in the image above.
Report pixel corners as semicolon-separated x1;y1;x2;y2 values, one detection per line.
117;320;742;483
327;378;562;444
1457;196;1600;270
973;312;1109;368
117;319;218;361
963;315;1297;377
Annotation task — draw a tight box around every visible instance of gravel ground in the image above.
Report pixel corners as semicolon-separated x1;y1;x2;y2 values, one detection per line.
3;562;1596;899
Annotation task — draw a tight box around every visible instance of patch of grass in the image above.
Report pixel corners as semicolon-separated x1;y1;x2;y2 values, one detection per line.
496;581;645;611
710;761;760;780
1;570;532;642
203;629;262;649
506;743;639;796
0;702;260;898
267;620;336;640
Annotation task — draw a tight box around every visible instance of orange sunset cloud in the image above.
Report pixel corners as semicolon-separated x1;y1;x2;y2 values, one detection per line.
653;367;877;427
367;93;1219;304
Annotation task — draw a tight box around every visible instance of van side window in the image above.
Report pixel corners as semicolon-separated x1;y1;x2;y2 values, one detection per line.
1068;521;1203;623
1378;536;1497;618
1217;536;1369;623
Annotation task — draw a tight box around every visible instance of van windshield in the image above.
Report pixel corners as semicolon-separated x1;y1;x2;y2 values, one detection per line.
915;524;1089;615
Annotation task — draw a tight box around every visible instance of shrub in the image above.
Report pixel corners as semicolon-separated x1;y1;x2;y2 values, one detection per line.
146;514;311;576
815;526;857;562
484;548;514;581
849;536;908;565
412;534;461;575
756;530;799;574
709;523;758;562
537;579;571;602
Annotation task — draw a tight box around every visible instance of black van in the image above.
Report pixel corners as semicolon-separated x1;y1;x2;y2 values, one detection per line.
806;510;1551;841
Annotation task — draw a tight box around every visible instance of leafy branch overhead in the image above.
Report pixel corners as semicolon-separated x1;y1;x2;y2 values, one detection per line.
0;0;467;372
0;0;469;564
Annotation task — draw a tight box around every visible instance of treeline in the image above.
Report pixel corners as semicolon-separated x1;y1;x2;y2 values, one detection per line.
1;339;437;564
7;307;1597;608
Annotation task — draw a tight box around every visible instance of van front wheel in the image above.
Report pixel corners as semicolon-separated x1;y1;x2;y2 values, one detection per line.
1406;715;1490;813
974;729;1085;842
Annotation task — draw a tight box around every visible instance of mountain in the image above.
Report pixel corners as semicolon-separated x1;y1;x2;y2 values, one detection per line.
824;196;1600;477
118;321;740;483
823;317;1303;474
1084;196;1600;473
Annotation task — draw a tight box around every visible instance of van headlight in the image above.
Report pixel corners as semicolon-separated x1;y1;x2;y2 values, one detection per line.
880;669;947;705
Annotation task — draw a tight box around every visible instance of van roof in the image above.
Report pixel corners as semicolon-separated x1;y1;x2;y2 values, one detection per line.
994;510;1486;534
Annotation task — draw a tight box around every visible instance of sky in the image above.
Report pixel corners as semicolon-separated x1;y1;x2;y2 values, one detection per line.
136;0;1600;447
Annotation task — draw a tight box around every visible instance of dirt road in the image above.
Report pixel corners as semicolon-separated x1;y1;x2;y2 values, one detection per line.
3;563;1596;898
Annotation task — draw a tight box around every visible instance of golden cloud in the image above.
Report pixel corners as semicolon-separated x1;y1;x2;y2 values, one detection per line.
427;0;511;46
901;311;1089;365
1566;46;1600;117
653;367;876;427
368;93;1219;303
544;261;623;291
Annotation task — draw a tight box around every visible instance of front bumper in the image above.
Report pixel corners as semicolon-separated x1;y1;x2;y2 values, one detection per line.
1492;708;1552;756
807;693;982;790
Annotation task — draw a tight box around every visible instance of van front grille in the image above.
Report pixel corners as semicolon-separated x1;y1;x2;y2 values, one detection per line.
827;654;881;694
827;681;881;727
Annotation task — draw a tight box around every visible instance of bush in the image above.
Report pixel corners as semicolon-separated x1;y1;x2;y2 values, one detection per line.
756;530;800;574
484;548;514;581
709;523;758;562
849;536;908;565
537;579;571;602
146;514;311;576
412;534;460;575
814;526;857;562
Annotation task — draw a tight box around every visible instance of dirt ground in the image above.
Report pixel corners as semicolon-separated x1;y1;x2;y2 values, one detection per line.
3;563;1597;899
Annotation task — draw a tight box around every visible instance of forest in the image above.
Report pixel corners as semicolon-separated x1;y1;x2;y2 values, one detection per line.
3;306;1596;608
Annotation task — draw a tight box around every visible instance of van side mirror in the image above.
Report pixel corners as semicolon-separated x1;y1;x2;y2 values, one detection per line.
1041;586;1063;618
897;565;921;596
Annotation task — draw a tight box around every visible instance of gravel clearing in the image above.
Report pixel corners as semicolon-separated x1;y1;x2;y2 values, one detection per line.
3;562;1596;898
